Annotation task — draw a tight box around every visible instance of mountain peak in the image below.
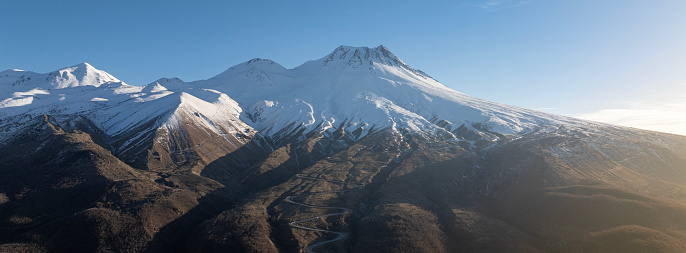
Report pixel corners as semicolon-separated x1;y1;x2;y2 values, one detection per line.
320;45;405;67
152;77;184;84
1;69;33;74
144;77;185;91
229;58;284;71
288;45;435;81
47;62;121;89
0;69;39;86
376;44;390;51
73;62;93;68
212;58;287;80
60;62;99;75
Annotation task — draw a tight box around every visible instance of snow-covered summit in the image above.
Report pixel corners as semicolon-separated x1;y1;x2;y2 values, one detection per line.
1;45;593;146
144;82;169;93
0;62;122;91
1;69;40;87
46;62;121;89
0;63;131;117
0;69;39;78
318;45;408;68
212;58;288;80
191;45;588;141
293;45;436;81
199;58;293;99
228;58;286;72
144;77;186;92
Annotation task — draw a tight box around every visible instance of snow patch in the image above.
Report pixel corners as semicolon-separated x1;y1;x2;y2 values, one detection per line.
13;88;50;98
0;97;34;108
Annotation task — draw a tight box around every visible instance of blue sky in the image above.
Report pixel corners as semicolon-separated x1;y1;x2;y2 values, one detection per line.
2;0;685;135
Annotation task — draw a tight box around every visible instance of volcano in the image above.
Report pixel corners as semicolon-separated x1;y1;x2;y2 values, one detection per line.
1;45;686;252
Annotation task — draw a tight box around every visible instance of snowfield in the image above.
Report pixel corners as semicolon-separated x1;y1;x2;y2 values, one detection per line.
0;45;596;145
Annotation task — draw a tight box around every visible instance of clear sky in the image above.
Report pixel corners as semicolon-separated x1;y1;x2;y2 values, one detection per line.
2;0;685;135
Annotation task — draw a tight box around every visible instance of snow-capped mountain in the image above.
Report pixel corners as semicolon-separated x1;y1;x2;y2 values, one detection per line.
2;46;686;253
0;63;258;170
162;45;593;142
1;45;572;148
0;45;610;169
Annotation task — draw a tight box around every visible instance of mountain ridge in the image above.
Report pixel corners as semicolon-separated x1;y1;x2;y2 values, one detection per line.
3;46;568;140
2;45;686;253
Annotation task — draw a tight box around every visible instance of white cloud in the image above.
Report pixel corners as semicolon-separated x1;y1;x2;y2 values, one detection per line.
575;98;686;136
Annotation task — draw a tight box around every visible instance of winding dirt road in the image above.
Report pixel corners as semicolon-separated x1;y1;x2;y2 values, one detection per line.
285;174;363;253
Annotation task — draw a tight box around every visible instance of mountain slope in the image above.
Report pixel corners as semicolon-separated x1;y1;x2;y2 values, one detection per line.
0;64;267;172
0;115;228;252
1;46;686;253
193;46;591;143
